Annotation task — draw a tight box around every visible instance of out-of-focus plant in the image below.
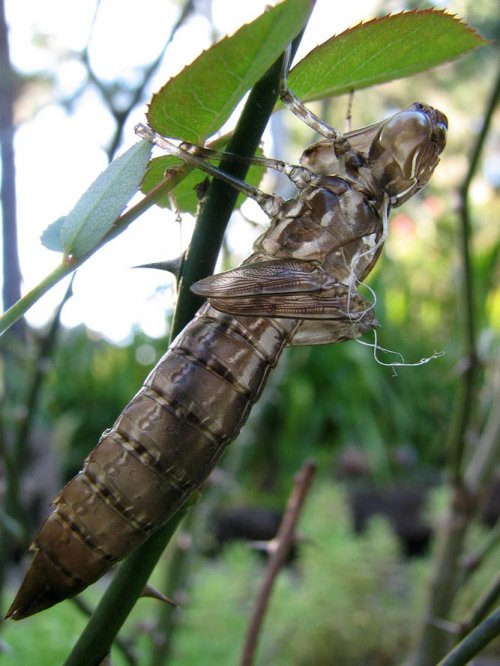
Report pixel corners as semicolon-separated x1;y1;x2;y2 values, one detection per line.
0;1;496;664
410;64;500;666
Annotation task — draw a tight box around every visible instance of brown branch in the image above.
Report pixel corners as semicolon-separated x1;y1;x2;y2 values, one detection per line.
241;460;316;666
82;0;197;160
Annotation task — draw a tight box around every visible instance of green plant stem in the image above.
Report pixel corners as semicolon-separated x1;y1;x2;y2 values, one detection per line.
2;278;76;563
438;607;500;666
64;510;186;666
1;283;76;625
63;26;310;664
449;65;500;483
13;278;74;466
70;596;138;666
0;263;71;335
464;368;500;496
460;520;500;582
171;50;290;333
411;64;500;666
149;513;194;666
151;31;309;663
460;574;500;638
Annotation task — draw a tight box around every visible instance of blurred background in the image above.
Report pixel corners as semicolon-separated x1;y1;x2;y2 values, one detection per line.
0;0;499;664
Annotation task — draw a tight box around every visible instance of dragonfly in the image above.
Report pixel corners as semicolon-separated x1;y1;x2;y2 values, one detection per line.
6;50;447;619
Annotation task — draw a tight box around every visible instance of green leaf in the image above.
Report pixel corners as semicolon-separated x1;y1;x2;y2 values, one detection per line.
288;10;487;101
41;216;65;252
147;0;311;143
57;140;152;258
142;8;485;206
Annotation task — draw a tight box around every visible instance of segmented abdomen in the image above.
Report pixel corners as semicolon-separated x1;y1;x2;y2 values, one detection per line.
8;304;298;619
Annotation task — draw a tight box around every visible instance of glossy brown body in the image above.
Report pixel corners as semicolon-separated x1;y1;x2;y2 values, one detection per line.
7;104;447;619
9;306;299;617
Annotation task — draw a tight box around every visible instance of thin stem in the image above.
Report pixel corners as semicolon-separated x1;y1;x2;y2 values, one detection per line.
0;263;71;336
448;66;500;483
63;33;309;665
70;596;138;666
241;461;316;666
460;520;500;580
2;278;76;559
0;0;23;330
149;514;195;666
438;607;500;666
411;64;500;666
148;39;308;663
459;574;500;638
13;277;74;467
464;360;500;495
83;0;197;161
171;47;298;334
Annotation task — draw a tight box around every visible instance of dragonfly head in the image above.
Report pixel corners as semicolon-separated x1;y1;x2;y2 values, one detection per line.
369;103;448;206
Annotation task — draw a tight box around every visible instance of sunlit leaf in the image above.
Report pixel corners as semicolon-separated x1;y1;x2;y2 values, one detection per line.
143;8;485;206
147;0;311;143
288;10;487;101
45;140;152;258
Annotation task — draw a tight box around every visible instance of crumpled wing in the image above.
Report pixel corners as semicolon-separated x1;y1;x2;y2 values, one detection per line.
191;258;338;298
205;290;370;320
191;258;374;333
204;286;377;346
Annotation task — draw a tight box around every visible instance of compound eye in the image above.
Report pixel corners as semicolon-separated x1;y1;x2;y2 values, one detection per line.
378;110;431;177
432;122;448;153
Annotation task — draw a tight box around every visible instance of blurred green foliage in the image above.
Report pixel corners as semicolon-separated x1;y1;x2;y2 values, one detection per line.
3;485;497;665
44;326;169;477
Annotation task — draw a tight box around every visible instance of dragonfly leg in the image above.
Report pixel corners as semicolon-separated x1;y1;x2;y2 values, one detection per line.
279;45;352;163
179;142;321;191
179;142;289;172
135;124;284;218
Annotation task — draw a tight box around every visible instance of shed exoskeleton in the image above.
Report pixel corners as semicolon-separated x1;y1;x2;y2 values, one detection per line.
7;101;447;619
